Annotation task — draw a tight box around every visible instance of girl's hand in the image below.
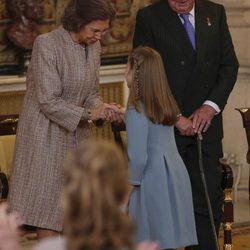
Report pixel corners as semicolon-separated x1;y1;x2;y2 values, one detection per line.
175;116;195;136
121;185;134;214
136;241;160;250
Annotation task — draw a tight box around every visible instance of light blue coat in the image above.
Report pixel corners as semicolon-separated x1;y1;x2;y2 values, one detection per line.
126;106;198;249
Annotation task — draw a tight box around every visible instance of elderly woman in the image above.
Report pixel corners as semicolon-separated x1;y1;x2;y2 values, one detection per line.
8;0;117;240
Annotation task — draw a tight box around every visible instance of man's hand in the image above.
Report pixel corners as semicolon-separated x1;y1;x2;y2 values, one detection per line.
175;116;195;136
189;105;216;135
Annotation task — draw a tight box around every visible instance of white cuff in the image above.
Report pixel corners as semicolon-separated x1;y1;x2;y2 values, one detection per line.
203;100;221;114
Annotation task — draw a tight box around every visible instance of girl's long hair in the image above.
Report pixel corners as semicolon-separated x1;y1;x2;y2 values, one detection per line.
62;139;135;250
127;46;180;125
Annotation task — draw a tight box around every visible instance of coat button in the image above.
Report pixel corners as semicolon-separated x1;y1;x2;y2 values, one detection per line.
181;60;185;65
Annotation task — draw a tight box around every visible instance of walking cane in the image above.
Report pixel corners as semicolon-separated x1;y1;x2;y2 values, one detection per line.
197;137;219;250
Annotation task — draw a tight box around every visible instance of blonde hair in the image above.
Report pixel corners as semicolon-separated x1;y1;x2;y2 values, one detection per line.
127;46;180;125
62;139;135;250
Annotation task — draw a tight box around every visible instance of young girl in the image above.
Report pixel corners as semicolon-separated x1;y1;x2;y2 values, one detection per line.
124;46;198;249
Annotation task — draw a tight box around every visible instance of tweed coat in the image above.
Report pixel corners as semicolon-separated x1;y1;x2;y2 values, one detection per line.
8;27;102;231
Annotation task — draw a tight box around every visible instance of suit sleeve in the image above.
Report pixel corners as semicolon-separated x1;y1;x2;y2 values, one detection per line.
32;36;84;132
207;5;239;110
133;9;156;49
126;107;148;186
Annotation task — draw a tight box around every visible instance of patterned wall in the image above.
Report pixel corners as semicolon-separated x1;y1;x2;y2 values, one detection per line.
0;0;155;67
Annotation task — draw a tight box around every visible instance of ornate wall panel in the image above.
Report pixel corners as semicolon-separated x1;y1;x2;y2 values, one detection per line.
0;0;155;68
213;0;250;188
101;0;153;59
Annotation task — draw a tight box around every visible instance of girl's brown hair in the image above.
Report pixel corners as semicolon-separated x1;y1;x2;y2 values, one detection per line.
62;139;135;250
61;0;115;32
127;46;180;125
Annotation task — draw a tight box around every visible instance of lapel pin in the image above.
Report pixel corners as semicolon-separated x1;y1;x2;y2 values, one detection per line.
206;17;212;26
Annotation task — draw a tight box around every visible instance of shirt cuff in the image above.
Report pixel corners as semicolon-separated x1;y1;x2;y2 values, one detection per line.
203;100;221;114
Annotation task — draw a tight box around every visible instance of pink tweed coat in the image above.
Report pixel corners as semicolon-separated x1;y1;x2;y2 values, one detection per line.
8;27;102;231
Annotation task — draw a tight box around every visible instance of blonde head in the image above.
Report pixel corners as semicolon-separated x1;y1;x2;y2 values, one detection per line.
62;139;134;250
127;46;180;125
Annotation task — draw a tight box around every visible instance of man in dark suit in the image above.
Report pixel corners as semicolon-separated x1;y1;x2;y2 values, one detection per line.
133;0;239;249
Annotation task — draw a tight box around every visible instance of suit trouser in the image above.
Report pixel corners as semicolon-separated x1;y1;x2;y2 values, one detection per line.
175;136;224;250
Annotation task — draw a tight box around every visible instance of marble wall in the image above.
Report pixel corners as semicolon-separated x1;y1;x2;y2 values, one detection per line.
215;0;250;188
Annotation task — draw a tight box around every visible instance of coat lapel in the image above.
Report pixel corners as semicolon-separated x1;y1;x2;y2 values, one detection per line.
195;0;211;65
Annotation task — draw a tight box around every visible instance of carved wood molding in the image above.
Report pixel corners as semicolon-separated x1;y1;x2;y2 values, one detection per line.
214;0;250;9
214;0;250;27
0;65;126;93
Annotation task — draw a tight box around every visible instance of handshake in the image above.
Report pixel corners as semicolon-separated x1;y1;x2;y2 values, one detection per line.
88;103;125;123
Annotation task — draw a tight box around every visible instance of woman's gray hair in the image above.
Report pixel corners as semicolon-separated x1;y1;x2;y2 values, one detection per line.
61;0;116;32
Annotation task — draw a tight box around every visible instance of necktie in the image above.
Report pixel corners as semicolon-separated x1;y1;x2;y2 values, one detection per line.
180;13;196;50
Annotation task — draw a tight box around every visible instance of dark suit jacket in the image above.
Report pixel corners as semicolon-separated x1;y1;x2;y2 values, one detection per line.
133;0;239;144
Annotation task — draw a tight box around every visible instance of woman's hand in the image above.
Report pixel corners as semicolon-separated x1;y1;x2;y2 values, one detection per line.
89;104;106;121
